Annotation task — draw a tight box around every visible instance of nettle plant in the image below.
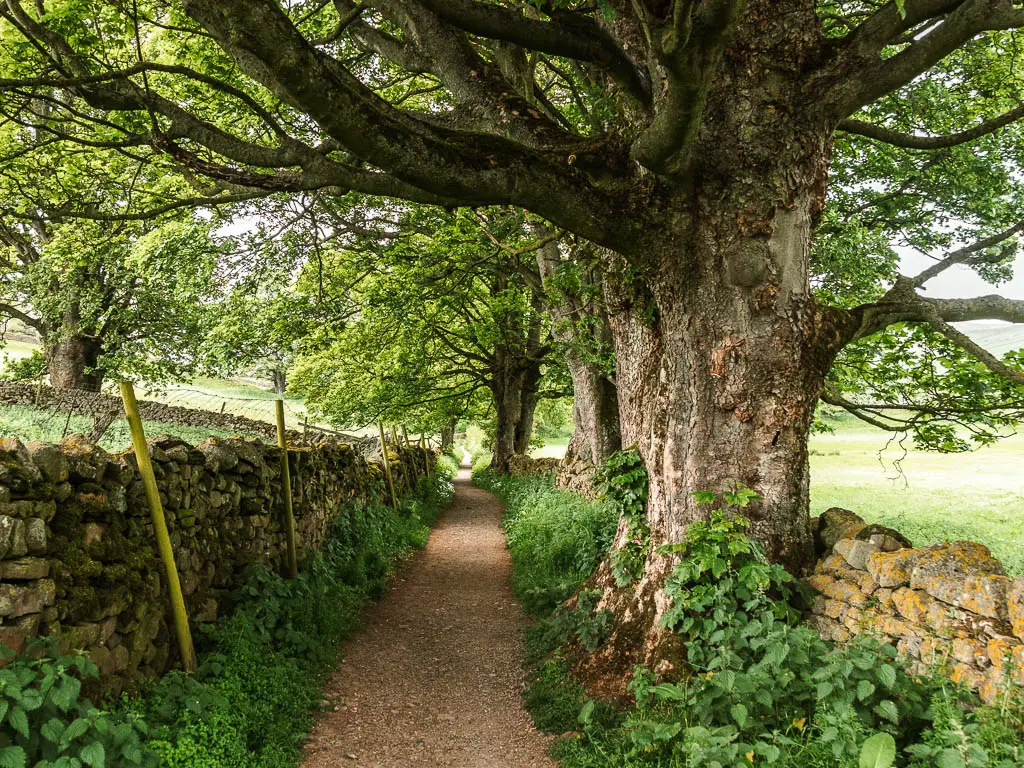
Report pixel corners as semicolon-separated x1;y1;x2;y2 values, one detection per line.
597;449;650;587
602;490;938;767
0;638;156;768
541;588;614;653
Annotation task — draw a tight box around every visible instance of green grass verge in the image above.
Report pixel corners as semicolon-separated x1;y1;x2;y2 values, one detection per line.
810;414;1024;576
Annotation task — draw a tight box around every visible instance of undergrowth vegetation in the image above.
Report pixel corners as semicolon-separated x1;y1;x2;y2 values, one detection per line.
474;468;616;616
477;459;1024;768
0;465;454;768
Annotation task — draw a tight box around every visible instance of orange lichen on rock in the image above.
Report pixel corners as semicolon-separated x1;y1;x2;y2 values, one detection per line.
1008;578;1024;640
866;549;919;589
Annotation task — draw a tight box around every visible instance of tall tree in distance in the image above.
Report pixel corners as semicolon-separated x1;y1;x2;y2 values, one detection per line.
289;204;565;470
3;0;1024;672
532;229;621;472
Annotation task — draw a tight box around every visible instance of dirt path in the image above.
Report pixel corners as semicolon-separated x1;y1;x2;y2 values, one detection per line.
302;469;555;768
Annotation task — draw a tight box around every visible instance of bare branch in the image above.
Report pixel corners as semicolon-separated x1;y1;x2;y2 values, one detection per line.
928;314;1024;382
825;0;1024;120
408;0;650;103
838;100;1024;149
912;221;1023;286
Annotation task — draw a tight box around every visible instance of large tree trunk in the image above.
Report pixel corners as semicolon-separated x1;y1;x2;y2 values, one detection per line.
586;198;836;690
584;11;841;680
45;334;104;391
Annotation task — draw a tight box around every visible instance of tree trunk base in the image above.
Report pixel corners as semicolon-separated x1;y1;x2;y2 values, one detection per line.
568;555;687;702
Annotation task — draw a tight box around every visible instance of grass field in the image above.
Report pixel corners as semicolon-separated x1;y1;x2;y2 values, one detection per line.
0;403;260;452
810;415;1024;576
532;415;1024;576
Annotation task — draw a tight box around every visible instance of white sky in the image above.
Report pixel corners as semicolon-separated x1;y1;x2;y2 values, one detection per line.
898;248;1024;304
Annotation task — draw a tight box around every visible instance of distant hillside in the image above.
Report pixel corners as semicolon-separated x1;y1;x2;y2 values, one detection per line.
957;322;1024;358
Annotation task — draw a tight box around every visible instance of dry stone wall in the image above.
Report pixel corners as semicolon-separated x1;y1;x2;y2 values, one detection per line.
507;454;560;477
807;508;1024;704
0;432;432;693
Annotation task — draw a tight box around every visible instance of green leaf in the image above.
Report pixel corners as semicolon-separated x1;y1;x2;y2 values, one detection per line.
873;700;899;723
876;663;897;688
6;707;28;740
80;742;105;768
857;679;875;701
936;749;967;768
578;699;595;726
730;703;748;729
0;746;26;768
60;717;90;747
859;733;896;768
41;717;66;744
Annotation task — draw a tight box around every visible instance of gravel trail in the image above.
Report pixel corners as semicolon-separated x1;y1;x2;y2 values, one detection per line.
302;468;555;768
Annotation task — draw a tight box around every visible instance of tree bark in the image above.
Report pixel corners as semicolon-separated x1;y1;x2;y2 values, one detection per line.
512;360;541;455
534;237;620;468
580;6;841;678
439;418;457;454
489;354;542;472
585;171;840;690
272;368;287;394
45;334;104;391
563;359;620;463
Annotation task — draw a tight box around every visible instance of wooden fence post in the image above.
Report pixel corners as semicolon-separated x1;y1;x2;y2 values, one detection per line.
378;422;400;515
420;434;429;477
390;424;408;492
119;382;197;673
401;425;419;485
274;399;299;579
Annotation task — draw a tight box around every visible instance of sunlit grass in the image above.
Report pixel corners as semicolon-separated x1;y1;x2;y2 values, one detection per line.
810;416;1024;575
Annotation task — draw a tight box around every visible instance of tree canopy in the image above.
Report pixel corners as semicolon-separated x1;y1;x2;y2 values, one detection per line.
3;0;1024;664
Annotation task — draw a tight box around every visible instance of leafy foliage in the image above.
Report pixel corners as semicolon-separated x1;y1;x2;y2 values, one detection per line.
486;473;1024;768
474;468;617;615
597;449;650;586
0;639;155;768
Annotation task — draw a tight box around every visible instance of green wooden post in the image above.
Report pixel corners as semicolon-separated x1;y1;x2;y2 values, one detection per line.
119;382;197;673
391;424;408;492
378;422;400;514
402;425;419;484
275;399;299;579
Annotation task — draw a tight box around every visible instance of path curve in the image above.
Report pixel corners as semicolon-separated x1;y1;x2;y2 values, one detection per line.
302;469;554;768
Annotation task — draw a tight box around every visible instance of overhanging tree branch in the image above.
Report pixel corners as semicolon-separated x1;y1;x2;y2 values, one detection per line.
408;0;650;103
838;99;1024;149
911;221;1023;286
825;0;1024;120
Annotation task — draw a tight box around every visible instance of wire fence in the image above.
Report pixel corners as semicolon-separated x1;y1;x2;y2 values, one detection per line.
0;380;371;453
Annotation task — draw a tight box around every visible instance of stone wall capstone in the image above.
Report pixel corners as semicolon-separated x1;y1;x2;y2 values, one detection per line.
0;432;433;694
807;508;1024;703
